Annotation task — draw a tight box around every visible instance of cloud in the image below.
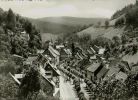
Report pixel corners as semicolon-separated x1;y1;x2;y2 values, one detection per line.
0;0;136;18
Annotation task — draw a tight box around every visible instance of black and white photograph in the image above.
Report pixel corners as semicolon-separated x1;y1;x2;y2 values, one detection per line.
0;0;138;100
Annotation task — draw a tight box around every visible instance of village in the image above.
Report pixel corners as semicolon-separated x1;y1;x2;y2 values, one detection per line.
9;39;136;100
0;0;138;100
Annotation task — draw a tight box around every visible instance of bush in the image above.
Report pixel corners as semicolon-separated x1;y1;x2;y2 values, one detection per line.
0;60;16;75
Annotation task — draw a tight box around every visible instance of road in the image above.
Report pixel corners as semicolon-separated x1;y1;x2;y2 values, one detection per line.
59;73;79;100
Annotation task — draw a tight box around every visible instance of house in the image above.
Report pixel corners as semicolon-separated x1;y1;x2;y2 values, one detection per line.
86;62;103;81
20;31;30;41
96;64;109;80
90;55;97;61
118;61;131;72
10;72;56;96
76;52;83;60
131;64;138;72
44;45;60;65
98;48;106;55
43;62;60;80
37;49;45;54
90;47;96;54
40;63;60;97
56;45;64;49
59;48;72;61
9;72;21;85
103;67;120;80
115;71;128;82
23;56;38;65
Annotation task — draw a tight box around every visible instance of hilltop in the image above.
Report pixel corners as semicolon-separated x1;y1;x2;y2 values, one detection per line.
37;16;107;26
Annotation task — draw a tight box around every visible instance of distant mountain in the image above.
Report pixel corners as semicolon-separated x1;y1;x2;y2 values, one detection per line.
37;16;107;26
29;17;108;34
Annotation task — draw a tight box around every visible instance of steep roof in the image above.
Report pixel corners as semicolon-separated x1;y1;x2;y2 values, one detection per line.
105;67;120;77
40;66;56;87
87;62;101;73
98;48;105;55
49;46;60;57
90;55;97;60
97;65;109;79
25;56;37;63
48;62;60;76
115;71;128;81
90;47;96;54
37;49;45;54
64;49;72;55
9;72;21;85
131;65;138;72
41;73;55;87
56;45;64;49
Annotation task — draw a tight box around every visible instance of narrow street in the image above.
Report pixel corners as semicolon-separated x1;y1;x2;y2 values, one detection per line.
59;72;79;100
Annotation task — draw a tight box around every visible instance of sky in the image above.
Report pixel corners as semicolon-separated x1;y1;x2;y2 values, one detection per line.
0;0;136;19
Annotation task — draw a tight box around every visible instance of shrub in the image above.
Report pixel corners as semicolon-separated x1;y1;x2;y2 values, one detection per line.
0;60;16;75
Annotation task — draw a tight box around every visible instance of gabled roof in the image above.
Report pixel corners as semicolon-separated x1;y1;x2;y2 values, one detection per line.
119;61;131;71
56;45;64;49
131;65;138;72
87;49;94;55
90;55;97;60
115;71;128;81
25;56;38;63
9;72;21;85
90;47;96;54
87;62;101;73
93;45;100;52
76;52;83;60
49;46;60;57
64;49;72;55
15;74;25;79
98;48;105;55
105;67;120;77
40;65;56;87
41;73;55;87
97;65;109;79
37;49;45;54
48;62;60;76
12;54;24;58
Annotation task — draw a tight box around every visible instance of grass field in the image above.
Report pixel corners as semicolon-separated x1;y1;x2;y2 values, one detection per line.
77;26;125;40
41;33;58;42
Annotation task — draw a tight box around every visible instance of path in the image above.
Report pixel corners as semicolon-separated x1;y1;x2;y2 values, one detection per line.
60;73;79;100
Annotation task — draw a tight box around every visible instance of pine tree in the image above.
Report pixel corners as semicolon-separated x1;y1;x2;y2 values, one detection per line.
6;8;16;30
19;66;41;100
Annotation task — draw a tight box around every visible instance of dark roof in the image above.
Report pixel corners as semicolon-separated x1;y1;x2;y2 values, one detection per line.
97;65;109;79
45;62;60;76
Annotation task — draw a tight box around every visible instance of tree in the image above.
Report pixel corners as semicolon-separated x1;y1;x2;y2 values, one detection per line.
71;43;75;57
24;20;33;34
97;21;101;27
6;8;16;30
112;36;121;46
105;20;109;29
19;66;41;100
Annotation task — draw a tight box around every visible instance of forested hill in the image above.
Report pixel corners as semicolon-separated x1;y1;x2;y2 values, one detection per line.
29;17;107;34
0;8;42;58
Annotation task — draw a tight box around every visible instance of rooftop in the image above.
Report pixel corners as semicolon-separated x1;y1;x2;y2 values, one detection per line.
87;62;101;73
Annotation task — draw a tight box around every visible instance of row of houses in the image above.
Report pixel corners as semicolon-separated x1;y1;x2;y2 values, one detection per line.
57;42;131;83
9;41;132;98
